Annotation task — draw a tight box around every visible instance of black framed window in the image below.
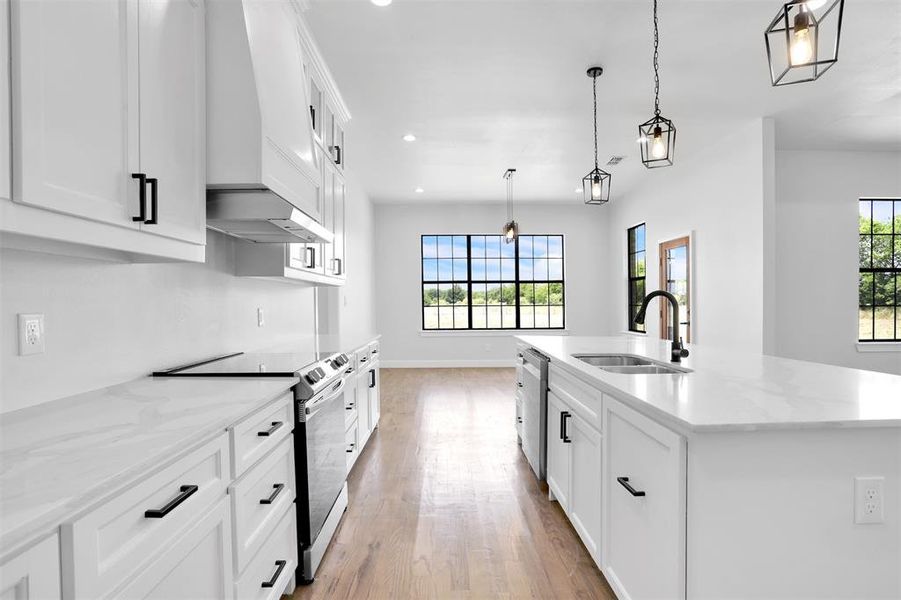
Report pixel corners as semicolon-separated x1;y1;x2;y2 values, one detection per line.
627;223;647;333
859;199;901;341
421;234;565;330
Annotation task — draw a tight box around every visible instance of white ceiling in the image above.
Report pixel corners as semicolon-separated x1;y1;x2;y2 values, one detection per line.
305;0;901;204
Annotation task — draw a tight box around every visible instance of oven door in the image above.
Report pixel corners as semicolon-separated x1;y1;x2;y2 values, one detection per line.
301;376;347;544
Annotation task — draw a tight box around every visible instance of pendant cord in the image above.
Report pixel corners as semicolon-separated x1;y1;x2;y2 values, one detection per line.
653;0;660;117
592;72;599;170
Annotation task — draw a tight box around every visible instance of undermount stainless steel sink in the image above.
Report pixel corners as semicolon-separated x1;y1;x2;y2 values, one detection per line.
572;354;654;367
572;354;691;374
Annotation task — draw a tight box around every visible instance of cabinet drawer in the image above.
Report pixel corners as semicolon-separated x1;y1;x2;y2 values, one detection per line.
234;507;297;600
355;346;371;370
549;366;603;430
63;434;230;599
0;533;61;600
230;393;293;478
368;341;380;359
515;390;524;437
230;436;295;575
603;397;685;600
345;420;358;472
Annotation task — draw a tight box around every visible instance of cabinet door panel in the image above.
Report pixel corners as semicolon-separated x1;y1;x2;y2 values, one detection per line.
0;534;61;600
604;398;685;600
368;363;380;427
569;412;602;565
332;174;345;277
137;0;205;244
12;0;138;228
546;391;570;511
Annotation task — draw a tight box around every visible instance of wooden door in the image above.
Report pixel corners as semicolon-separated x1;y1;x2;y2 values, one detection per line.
11;0;139;228
658;236;691;343
137;0;205;244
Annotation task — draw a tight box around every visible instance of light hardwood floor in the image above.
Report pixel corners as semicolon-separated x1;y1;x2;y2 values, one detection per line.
290;368;615;600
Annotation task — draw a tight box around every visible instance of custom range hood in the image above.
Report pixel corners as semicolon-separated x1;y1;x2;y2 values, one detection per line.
206;0;327;244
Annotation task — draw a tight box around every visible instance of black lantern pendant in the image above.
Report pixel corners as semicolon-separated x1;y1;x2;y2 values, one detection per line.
583;67;611;205
638;0;675;168
765;0;844;86
502;168;518;243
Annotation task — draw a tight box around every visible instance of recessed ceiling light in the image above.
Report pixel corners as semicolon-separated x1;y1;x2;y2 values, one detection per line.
415;187;424;193
402;134;417;142
371;0;392;6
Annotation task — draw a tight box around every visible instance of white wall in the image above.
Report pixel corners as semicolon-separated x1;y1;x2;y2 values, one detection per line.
1;171;379;412
373;202;609;366
774;150;901;375
604;119;769;353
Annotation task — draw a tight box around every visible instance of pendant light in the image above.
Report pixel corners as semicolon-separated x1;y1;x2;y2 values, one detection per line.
582;67;611;205
502;168;518;243
764;0;844;86
637;0;676;169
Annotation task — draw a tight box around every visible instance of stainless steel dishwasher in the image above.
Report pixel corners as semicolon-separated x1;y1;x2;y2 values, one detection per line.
520;347;549;480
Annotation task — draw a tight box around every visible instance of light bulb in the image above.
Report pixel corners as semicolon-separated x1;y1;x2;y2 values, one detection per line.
651;127;666;159
790;10;813;66
591;178;602;199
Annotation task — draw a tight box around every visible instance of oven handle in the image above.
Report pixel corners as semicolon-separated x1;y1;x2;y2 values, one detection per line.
305;377;347;421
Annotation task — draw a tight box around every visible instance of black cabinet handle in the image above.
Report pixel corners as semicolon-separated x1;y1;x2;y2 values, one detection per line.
144;177;158;224
131;173;147;221
372;348;378;355
517;382;523;388
346;403;355;410
561;411;572;443
257;421;283;437
305;246;316;269
309;105;316;129
261;560;287;588
369;369;376;389
346;443;355;453
345;368;354;374
360;356;368;363
260;483;285;505
144;484;198;518
616;476;646;497
331;145;342;165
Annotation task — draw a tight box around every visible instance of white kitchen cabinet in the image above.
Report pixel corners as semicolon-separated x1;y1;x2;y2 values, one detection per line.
233;506;296;600
6;0;206;261
603;397;686;600
367;358;381;429
568;410;602;564
331;173;346;277
136;0;205;245
546;390;570;512
0;534;62;600
115;498;234;600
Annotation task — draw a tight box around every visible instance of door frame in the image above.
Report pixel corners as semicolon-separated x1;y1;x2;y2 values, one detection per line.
658;234;692;344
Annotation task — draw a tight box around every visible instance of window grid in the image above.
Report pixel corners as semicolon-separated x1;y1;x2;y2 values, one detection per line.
858;199;901;342
421;234;565;331
627;223;647;333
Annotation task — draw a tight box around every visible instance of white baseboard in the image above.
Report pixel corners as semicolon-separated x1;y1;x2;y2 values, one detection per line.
379;359;516;369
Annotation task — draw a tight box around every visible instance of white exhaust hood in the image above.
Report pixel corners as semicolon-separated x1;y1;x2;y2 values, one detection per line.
206;0;324;243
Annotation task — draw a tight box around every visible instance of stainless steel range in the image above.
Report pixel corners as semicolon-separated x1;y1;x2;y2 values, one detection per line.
154;349;354;584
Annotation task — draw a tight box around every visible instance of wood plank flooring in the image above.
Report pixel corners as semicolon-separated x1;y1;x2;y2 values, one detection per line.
289;368;615;600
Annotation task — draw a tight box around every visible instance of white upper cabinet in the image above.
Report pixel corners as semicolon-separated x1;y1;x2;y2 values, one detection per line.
137;0;205;245
11;0;137;227
206;0;321;221
5;0;206;261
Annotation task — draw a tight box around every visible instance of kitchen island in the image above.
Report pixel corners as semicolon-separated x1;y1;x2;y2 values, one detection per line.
516;335;901;600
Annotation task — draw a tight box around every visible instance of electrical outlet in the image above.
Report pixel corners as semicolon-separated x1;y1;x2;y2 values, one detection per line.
854;476;884;524
18;313;45;356
257;307;265;327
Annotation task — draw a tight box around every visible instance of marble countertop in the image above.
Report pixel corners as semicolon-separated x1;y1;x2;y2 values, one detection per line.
0;376;297;559
517;335;901;433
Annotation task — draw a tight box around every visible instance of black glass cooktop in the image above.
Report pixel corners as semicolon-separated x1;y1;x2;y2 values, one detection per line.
153;350;330;377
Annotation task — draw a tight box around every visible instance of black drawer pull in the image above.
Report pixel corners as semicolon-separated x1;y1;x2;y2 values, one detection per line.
345;368;354;374
517;382;523;388
617;476;646;497
257;421;283;437
346;443;355;453
346;403;355;410
260;483;285;505
144;484;198;518
369;368;376;389
131;173;147;221
261;560;287;588
360;356;368;363
561;411;572;443
145;177;158;224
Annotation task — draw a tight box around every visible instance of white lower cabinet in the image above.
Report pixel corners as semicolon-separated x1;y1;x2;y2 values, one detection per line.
546;390;571;512
234;507;296;600
115;498;234;600
603;397;686;600
0;534;61;600
568;410;602;564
